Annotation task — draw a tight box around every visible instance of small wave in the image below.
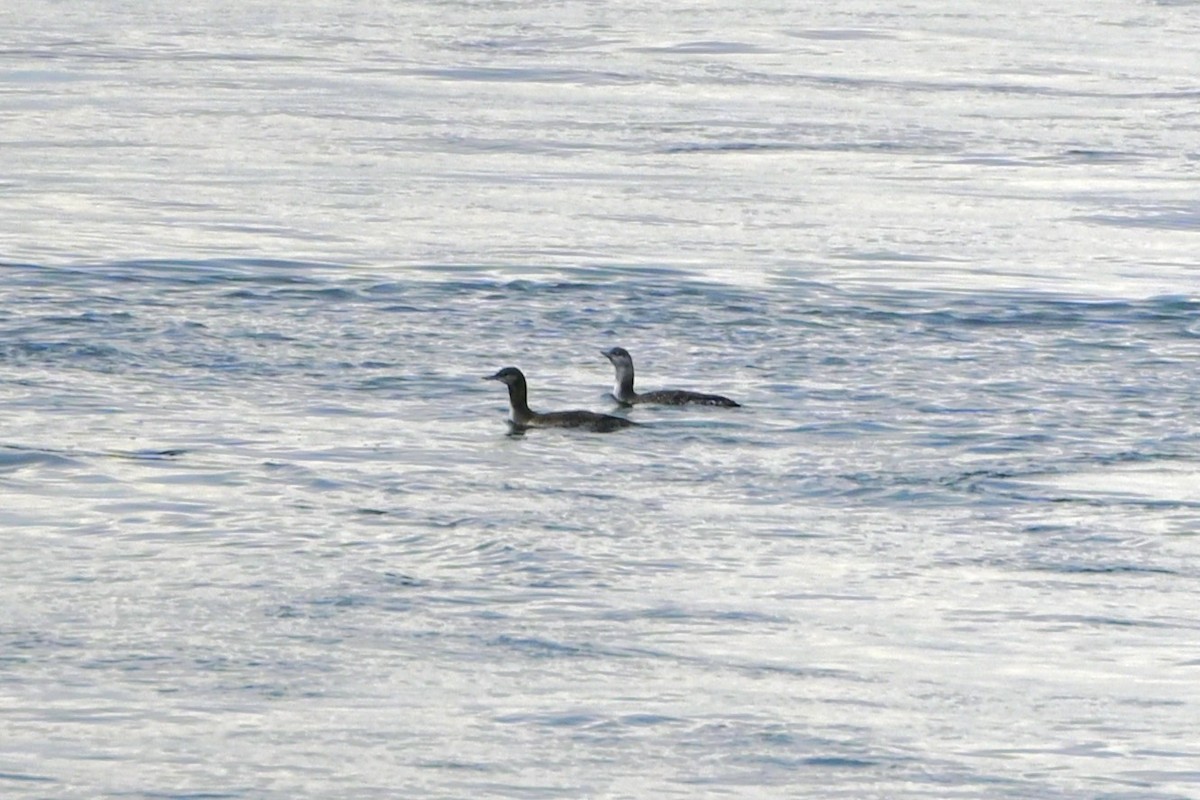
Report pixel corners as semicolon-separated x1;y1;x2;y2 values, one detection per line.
786;28;895;41
399;65;634;85
0;445;85;471
1077;208;1200;231
630;40;772;55
1;258;345;293
0;772;56;784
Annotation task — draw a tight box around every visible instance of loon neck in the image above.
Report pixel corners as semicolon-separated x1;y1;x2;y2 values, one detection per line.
506;376;535;424
611;364;637;403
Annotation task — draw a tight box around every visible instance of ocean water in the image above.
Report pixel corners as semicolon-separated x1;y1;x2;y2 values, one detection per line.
2;2;1199;798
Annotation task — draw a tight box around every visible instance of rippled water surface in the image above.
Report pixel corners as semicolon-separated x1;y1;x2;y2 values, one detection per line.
2;1;1199;798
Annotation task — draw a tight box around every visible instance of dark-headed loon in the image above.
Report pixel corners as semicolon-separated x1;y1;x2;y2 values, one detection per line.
485;366;639;432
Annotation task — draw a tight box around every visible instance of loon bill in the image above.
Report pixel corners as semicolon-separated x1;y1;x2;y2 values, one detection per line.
484;366;639;432
600;347;740;407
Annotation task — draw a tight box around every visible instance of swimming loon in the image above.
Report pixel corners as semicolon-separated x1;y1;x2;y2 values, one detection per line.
600;347;740;407
485;367;639;432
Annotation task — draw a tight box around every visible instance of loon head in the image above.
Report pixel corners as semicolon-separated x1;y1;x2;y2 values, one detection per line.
601;347;633;368
485;366;525;386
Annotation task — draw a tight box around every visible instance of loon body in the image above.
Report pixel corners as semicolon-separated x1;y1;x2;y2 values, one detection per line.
601;347;740;407
485;367;638;433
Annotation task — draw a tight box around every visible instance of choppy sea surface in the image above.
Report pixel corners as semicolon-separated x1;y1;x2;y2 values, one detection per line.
2;2;1199;798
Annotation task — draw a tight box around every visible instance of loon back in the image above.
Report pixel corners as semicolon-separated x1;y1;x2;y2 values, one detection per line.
636;389;740;407
533;409;639;432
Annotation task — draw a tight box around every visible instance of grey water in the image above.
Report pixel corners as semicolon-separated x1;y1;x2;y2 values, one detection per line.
2;1;1199;798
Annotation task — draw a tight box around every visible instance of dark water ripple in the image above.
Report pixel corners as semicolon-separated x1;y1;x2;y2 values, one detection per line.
3;267;1197;794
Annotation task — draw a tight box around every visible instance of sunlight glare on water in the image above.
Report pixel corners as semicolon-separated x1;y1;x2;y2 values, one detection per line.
1;1;1199;798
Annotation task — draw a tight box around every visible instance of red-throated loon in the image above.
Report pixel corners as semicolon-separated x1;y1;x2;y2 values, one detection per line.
485;367;639;432
600;347;740;407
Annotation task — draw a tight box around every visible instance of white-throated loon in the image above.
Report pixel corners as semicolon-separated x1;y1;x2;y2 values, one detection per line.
600;347;740;407
485;367;639;432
